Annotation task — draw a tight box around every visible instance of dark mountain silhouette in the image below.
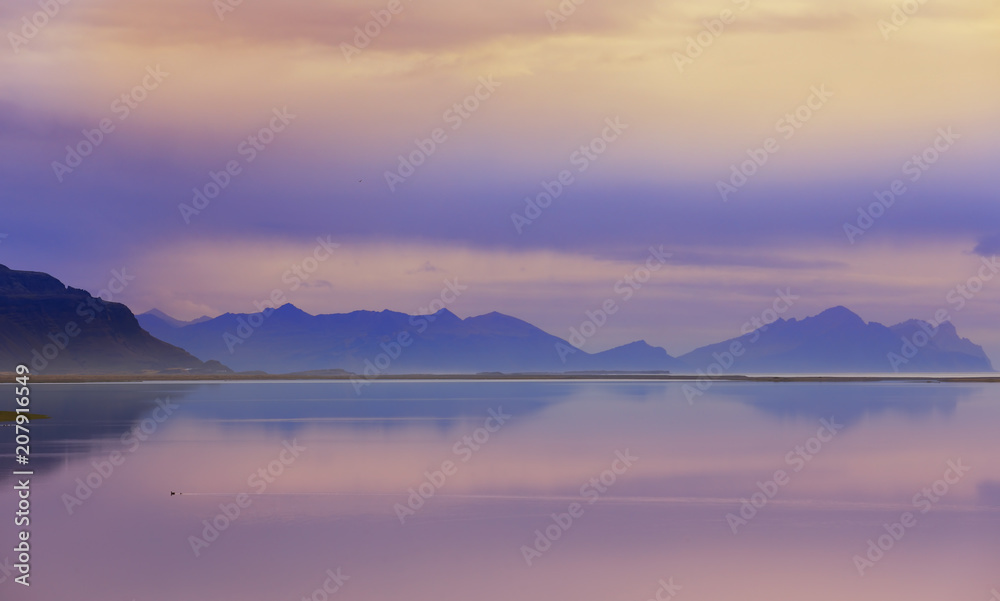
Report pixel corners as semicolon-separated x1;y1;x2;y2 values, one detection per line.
0;265;230;375
138;305;687;374
139;304;993;375
679;306;993;373
3;263;991;375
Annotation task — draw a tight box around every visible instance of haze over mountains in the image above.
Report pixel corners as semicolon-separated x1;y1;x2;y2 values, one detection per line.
0;265;229;375
138;305;685;375
679;306;993;373
0;264;993;375
141;308;212;329
139;303;995;375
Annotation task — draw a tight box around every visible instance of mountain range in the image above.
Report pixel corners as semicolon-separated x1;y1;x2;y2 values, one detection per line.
137;304;684;375
679;305;993;373
0;264;993;375
138;303;995;375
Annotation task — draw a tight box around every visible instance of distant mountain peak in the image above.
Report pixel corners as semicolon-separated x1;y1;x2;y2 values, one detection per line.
617;340;655;349
681;306;993;374
806;306;867;329
464;311;542;333
275;303;311;316
816;305;863;320
140;308;215;328
467;310;510;322
144;308;175;320
598;340;669;356
140;308;187;329
432;308;460;320
585;339;675;371
891;318;957;335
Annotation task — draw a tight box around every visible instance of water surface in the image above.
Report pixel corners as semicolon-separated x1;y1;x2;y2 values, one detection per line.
1;380;998;600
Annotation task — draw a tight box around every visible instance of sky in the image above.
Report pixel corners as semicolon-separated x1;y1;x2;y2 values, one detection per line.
1;0;998;359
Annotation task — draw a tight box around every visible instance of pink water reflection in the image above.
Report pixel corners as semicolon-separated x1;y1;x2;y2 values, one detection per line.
2;381;998;600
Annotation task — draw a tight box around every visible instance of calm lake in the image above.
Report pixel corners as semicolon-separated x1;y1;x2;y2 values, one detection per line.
1;380;998;600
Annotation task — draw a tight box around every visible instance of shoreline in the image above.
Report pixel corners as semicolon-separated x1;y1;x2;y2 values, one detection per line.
6;373;1000;384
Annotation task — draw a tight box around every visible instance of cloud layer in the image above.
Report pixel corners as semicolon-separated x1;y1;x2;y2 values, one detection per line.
1;0;998;358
